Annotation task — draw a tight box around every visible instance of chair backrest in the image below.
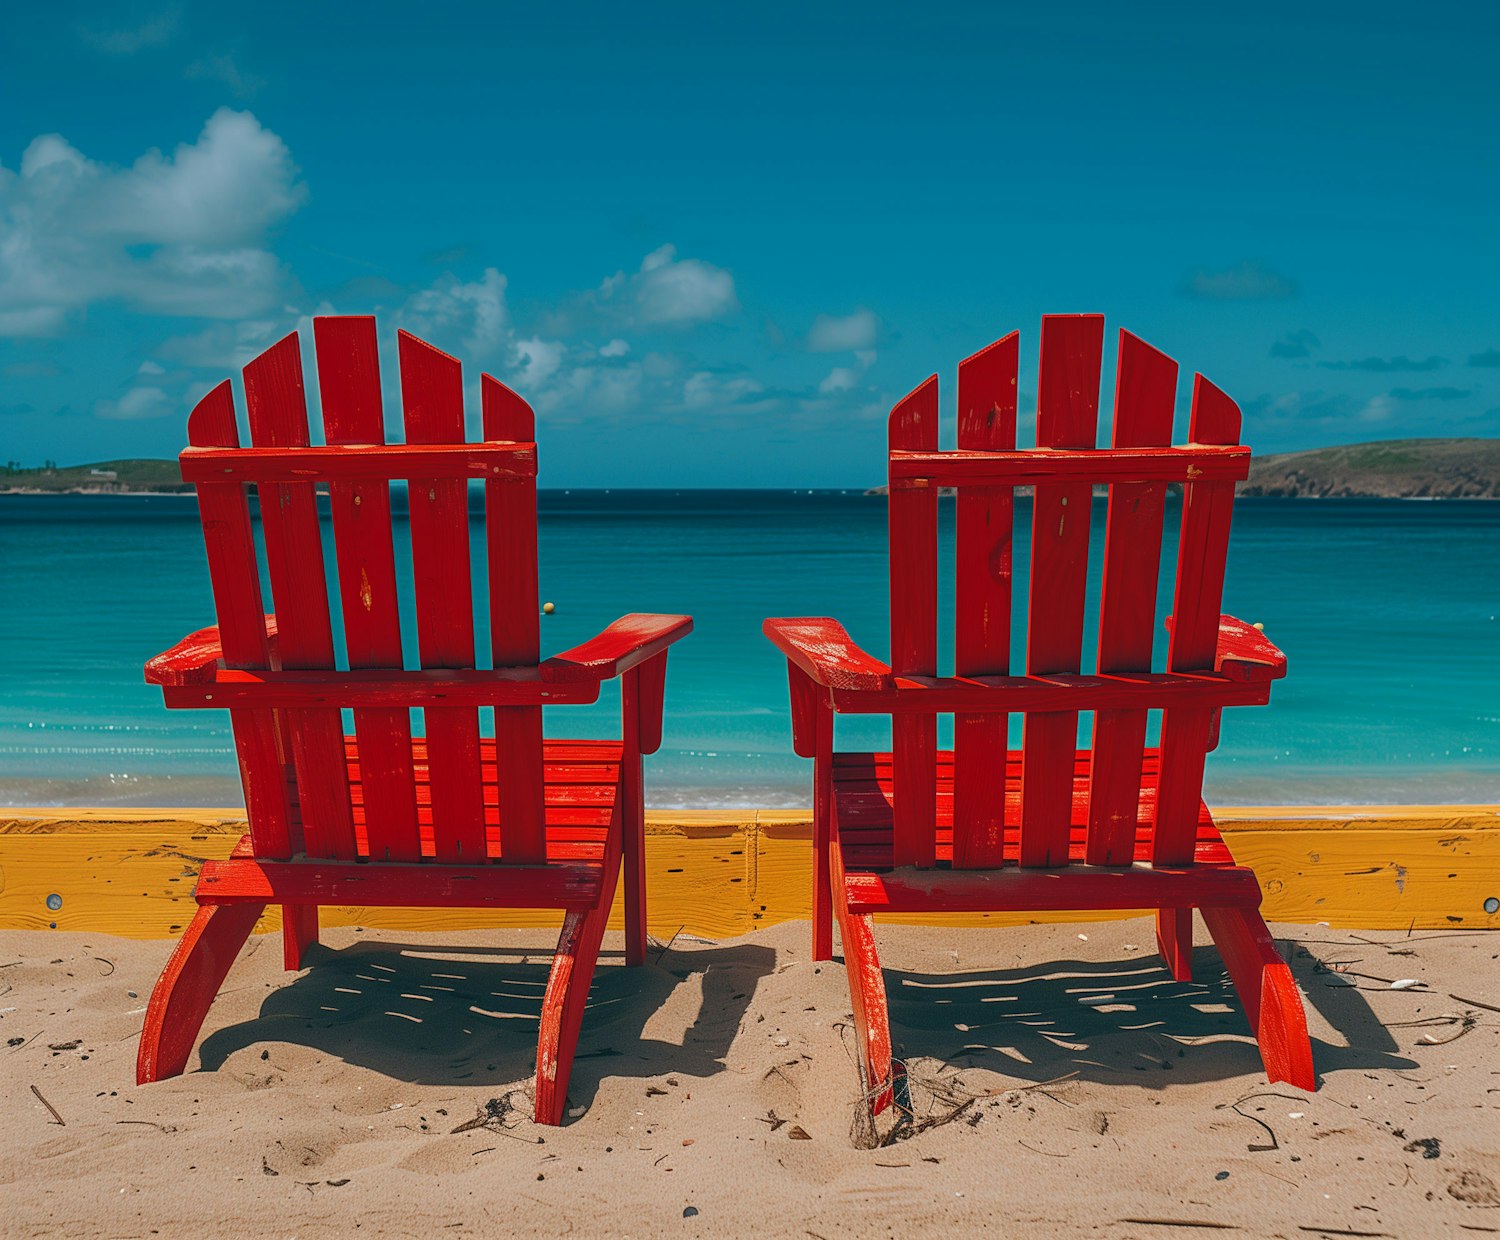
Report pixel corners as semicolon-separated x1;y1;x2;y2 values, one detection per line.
181;317;547;866
885;314;1251;871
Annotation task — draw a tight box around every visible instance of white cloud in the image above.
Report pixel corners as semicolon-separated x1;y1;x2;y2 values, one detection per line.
681;370;764;410
599;338;630;358
806;307;879;352
514;336;564;388
399;268;510;358
96;384;174;420
157;319;282;370
0;109;305;337
597;244;738;327
818;366;859;394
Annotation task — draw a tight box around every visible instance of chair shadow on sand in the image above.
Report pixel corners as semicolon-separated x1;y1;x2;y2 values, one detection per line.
877;939;1416;1089
198;936;776;1111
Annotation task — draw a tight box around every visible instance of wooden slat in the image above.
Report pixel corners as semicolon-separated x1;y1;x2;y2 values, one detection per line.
483;374;545;864
314;316;420;861
824;671;1269;714
887;444;1248;487
196;855;602;910
845;862;1261;915
179;442;536;483
1088;330;1179;864
1156;375;1243;865
953;333;1018;868
242;333;355;860
398;331;486;864
886;377;939;868
184;383;293;859
1019;314;1104;867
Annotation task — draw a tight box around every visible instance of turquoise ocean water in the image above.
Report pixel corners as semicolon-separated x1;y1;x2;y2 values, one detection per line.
1;492;1496;808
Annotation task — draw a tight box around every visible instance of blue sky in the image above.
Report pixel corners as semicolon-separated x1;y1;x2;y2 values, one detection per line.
2;2;1496;485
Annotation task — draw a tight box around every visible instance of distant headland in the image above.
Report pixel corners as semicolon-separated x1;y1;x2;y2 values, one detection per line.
2;438;1497;497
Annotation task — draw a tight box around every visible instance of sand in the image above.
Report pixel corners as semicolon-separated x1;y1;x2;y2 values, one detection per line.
3;918;1498;1238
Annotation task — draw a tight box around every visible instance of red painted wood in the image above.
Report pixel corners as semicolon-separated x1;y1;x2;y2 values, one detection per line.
845;862;1261;915
887;443;1248;486
282;905;319;971
1156;376;1241;865
545;614;695;681
1201;906;1316;1090
1202;614;1287;681
786;664;821;758
828;804;893;1115
1088;330;1179;864
136;901;265;1083
1020;314;1104;866
195;855;603;908
146;616;278;686
810;690;834;961
832;672;1269;715
535;809;623;1123
146;322;692;1123
763;617;891;690
761;316;1307;1113
887;377;939;868
637;652;669;756
243;332;355;863
398;331;486;864
481;373;547;866
621;666;647;966
953;332;1018;869
1156;907;1194;981
179;441;536;483
160;667;602;710
183;385;292;859
315;315;421;863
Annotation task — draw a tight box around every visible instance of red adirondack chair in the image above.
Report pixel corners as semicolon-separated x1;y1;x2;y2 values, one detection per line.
139;317;691;1124
764;314;1315;1117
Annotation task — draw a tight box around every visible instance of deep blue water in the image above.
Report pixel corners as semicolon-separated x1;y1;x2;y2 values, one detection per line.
1;491;1496;807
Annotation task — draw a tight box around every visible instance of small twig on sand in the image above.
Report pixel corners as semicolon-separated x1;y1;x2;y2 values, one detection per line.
1451;993;1500;1015
1218;1091;1293;1152
653;925;685;965
1119;1221;1237;1231
1016;1139;1070;1158
1296;1227;1393;1238
30;1084;64;1126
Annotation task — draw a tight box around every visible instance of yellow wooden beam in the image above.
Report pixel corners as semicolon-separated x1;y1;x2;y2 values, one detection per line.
1;805;1495;939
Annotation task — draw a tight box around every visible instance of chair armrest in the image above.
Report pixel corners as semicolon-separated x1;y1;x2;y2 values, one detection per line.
540;613;693;682
145;616;280;687
1213;615;1287;682
1165;613;1287;683
761;617;891;692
